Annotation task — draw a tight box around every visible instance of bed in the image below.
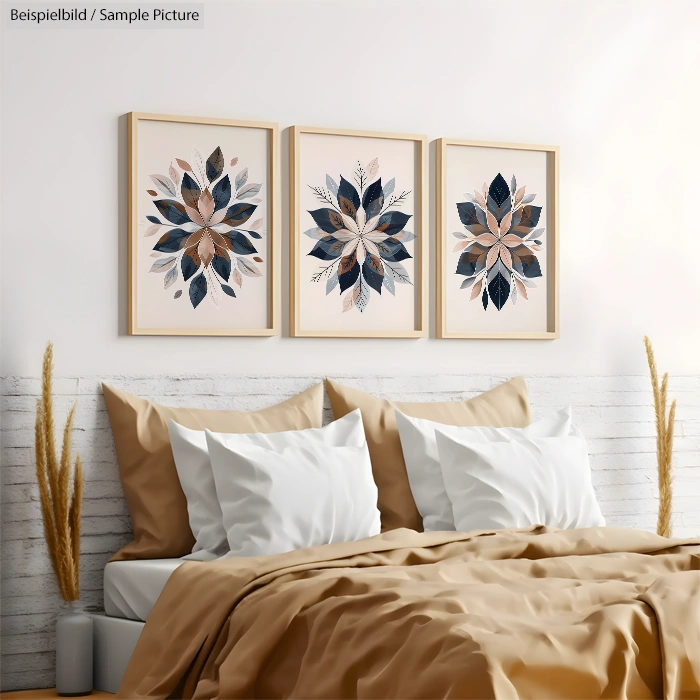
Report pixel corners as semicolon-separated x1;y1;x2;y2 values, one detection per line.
93;559;186;693
101;380;700;698
115;526;700;699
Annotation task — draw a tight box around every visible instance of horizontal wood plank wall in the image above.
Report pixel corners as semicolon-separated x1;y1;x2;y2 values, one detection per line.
1;374;699;691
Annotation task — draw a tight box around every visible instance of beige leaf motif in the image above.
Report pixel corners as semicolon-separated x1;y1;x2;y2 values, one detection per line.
230;157;239;167
515;277;528;300
169;164;180;188
366;157;379;178
485;245;500;270
499;211;513;236
475;233;497;246
185;205;205;227
501;234;523;248
342;291;355;313
249;218;263;231
486;210;499;236
453;240;472;253
198;188;215;224
498;244;513;271
474;190;487;209
232;267;243;287
208;207;228;227
514;186;526;206
176;158;192;172
198;235;215;267
470;278;483;300
363;239;380;258
145;224;161;237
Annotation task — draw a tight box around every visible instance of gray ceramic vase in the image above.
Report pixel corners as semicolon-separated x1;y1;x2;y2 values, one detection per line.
56;601;93;696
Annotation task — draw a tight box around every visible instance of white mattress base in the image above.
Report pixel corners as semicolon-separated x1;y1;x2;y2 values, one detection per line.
92;613;144;694
104;558;184;621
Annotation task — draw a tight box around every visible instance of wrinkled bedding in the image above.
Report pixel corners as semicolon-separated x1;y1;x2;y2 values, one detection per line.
118;526;700;699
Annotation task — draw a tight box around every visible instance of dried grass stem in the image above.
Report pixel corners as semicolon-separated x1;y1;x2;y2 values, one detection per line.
644;336;675;538
34;343;82;601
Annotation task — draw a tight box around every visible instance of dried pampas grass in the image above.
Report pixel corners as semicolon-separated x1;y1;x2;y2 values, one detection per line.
35;342;82;601
643;336;676;538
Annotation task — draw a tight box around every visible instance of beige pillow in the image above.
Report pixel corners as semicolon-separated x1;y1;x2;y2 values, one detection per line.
325;377;532;532
103;383;324;561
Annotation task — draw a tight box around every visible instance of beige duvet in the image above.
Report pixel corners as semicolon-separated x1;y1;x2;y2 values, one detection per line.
118;527;700;699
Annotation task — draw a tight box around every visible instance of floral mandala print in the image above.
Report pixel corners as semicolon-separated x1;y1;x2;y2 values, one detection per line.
454;173;543;310
145;147;264;309
305;158;415;313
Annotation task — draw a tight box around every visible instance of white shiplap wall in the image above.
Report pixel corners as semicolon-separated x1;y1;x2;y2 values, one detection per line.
1;374;699;691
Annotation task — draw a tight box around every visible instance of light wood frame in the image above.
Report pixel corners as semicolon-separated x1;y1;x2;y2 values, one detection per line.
128;112;279;336
436;138;559;339
290;125;428;338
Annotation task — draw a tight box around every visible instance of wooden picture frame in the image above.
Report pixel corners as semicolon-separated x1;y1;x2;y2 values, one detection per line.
128;112;279;336
290;125;428;338
437;138;559;339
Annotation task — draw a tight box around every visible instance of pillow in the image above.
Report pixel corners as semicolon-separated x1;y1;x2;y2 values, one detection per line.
102;383;324;561
167;422;227;561
204;410;380;556
396;407;577;531
325;377;532;532
436;432;605;531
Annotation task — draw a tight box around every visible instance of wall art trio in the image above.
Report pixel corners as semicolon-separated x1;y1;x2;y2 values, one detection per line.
128;113;558;339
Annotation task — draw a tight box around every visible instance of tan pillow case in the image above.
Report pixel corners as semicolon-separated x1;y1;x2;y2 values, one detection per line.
103;382;324;561
325;377;532;533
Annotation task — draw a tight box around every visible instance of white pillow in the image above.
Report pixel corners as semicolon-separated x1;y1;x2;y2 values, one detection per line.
436;432;604;532
395;407;577;531
205;410;381;557
167;421;228;560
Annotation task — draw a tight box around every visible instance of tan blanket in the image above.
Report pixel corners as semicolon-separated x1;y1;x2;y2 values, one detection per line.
118;527;700;699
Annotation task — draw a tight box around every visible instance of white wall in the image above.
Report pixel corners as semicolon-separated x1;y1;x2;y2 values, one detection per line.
2;0;699;377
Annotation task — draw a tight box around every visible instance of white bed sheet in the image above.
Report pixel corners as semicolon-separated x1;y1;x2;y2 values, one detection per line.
104;558;185;621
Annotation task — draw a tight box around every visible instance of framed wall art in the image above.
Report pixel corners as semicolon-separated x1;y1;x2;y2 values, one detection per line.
290;126;427;338
128;112;278;335
437;138;559;339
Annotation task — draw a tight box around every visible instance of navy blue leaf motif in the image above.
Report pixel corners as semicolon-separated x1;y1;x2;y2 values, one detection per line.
482;287;488;310
154;200;191;226
362;254;384;294
221;203;256;227
337;176;360;219
189;271;207;309
308;235;345;261
226;232;257;256
338;251;360;292
212;251;231;281
488;270;510;310
375;211;412;237
221;284;236;298
456;202;489;235
212;175;231;212
511;205;542;235
181;248;200;282
181;173;201;209
308;208;345;234
456;245;488;277
153;228;191;253
374;237;412;263
488;173;510;206
146;215;161;224
362;178;384;220
206;147;224;183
